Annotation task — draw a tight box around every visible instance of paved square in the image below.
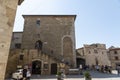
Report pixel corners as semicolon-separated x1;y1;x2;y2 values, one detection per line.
7;70;120;80
29;71;120;80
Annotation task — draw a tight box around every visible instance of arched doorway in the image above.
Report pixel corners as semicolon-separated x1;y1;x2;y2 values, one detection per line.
32;60;42;74
76;58;86;68
51;63;57;75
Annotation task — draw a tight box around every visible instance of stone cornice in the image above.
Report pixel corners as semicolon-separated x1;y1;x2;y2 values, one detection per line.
18;0;24;5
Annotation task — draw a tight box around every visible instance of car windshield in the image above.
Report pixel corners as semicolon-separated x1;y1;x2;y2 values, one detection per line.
15;69;23;73
16;71;20;72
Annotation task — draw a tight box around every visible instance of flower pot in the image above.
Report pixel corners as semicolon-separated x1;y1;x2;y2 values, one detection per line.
57;77;63;80
84;71;92;80
85;77;91;80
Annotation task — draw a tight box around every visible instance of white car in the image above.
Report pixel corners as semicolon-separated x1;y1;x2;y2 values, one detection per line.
12;69;23;80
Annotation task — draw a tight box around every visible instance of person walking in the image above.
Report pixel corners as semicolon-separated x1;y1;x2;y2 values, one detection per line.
27;68;31;80
23;67;27;80
117;68;120;76
79;64;83;75
116;66;120;76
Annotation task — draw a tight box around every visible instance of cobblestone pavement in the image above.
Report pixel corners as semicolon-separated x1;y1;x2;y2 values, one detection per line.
30;70;120;80
7;70;120;80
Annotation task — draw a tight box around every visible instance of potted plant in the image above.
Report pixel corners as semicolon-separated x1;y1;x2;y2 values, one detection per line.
56;71;64;80
84;71;92;80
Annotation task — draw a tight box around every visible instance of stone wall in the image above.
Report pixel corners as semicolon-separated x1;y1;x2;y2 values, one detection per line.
6;49;66;77
77;44;111;67
109;48;120;69
10;32;23;49
22;15;76;67
0;0;19;79
84;44;111;66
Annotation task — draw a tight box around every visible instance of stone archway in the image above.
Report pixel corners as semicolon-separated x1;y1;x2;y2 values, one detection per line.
76;58;86;68
32;60;42;74
0;0;24;79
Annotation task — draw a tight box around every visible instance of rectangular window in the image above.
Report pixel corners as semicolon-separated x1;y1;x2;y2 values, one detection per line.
102;52;104;54
115;56;119;60
94;50;98;53
43;64;48;70
95;44;98;47
19;54;24;60
36;19;40;27
89;51;91;54
114;51;118;54
15;43;21;49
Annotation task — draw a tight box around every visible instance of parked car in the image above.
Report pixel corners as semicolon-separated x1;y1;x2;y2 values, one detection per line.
12;69;23;80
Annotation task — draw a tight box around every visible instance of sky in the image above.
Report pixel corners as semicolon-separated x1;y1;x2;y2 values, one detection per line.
14;0;120;49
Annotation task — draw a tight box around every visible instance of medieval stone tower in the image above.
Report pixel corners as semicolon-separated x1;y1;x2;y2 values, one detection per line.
0;0;23;79
22;15;76;67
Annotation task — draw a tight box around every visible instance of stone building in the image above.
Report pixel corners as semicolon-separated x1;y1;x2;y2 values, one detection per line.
6;15;76;77
22;15;76;67
108;47;120;69
76;44;111;68
0;0;23;79
10;32;22;49
76;47;85;68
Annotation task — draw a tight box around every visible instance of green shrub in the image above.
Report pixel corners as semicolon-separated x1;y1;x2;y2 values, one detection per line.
57;72;62;76
84;71;91;78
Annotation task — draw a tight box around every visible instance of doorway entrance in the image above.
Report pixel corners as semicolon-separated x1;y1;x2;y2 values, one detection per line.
32;60;42;74
76;58;85;68
51;63;57;74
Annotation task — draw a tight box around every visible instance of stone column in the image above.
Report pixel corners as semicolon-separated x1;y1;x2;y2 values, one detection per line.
0;0;22;79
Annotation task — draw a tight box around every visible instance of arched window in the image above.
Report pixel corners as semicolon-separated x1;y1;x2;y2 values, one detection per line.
35;40;43;50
